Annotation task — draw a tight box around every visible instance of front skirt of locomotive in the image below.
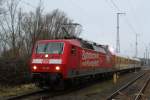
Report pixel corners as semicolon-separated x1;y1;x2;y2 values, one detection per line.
32;72;63;88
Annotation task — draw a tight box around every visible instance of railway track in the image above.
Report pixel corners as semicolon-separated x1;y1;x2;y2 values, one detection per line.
5;89;70;100
134;76;150;100
106;71;150;100
5;80;95;100
5;89;47;100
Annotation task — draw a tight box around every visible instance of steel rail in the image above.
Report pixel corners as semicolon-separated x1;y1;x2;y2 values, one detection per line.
6;89;46;100
134;76;150;100
106;72;146;100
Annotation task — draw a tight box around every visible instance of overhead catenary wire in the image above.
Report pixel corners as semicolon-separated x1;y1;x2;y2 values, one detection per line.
110;0;120;12
106;0;138;35
123;17;137;34
127;0;142;32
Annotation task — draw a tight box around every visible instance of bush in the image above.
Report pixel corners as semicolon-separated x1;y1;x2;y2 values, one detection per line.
0;57;31;86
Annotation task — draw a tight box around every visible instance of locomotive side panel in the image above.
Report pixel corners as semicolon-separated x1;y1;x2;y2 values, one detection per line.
66;47;115;78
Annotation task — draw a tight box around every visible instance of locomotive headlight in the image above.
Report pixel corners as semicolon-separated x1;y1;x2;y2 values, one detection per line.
33;65;37;70
45;54;48;58
55;66;60;71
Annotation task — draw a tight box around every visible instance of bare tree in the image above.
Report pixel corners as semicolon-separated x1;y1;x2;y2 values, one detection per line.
0;0;24;57
0;0;5;14
21;1;44;56
41;9;82;39
0;0;6;55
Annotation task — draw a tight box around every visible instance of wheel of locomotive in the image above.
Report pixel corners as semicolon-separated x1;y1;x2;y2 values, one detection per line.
35;81;44;89
53;78;66;91
35;81;50;90
35;81;42;88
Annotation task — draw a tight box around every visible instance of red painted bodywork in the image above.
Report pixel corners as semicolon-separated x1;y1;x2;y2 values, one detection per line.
30;39;115;79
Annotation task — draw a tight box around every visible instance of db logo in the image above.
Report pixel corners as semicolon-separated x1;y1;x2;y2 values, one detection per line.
42;59;49;64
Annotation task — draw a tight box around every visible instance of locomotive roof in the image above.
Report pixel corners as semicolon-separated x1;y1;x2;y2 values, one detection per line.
37;39;82;47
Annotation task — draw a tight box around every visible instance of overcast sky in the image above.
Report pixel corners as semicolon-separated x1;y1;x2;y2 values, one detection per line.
20;0;150;58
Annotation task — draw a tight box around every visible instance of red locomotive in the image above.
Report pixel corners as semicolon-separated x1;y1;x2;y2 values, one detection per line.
30;39;141;89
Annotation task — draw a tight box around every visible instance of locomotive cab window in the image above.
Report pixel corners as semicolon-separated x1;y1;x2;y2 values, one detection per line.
36;42;64;54
71;46;76;55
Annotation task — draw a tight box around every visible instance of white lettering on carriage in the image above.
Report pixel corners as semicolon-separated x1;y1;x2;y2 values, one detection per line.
81;50;99;67
82;50;99;60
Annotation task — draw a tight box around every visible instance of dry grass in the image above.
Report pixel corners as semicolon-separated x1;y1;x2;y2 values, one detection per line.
0;84;39;97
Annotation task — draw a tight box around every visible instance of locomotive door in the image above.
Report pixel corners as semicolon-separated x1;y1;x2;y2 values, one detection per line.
69;45;80;75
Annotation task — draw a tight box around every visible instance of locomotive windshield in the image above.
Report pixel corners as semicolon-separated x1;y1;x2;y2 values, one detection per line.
35;42;64;54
